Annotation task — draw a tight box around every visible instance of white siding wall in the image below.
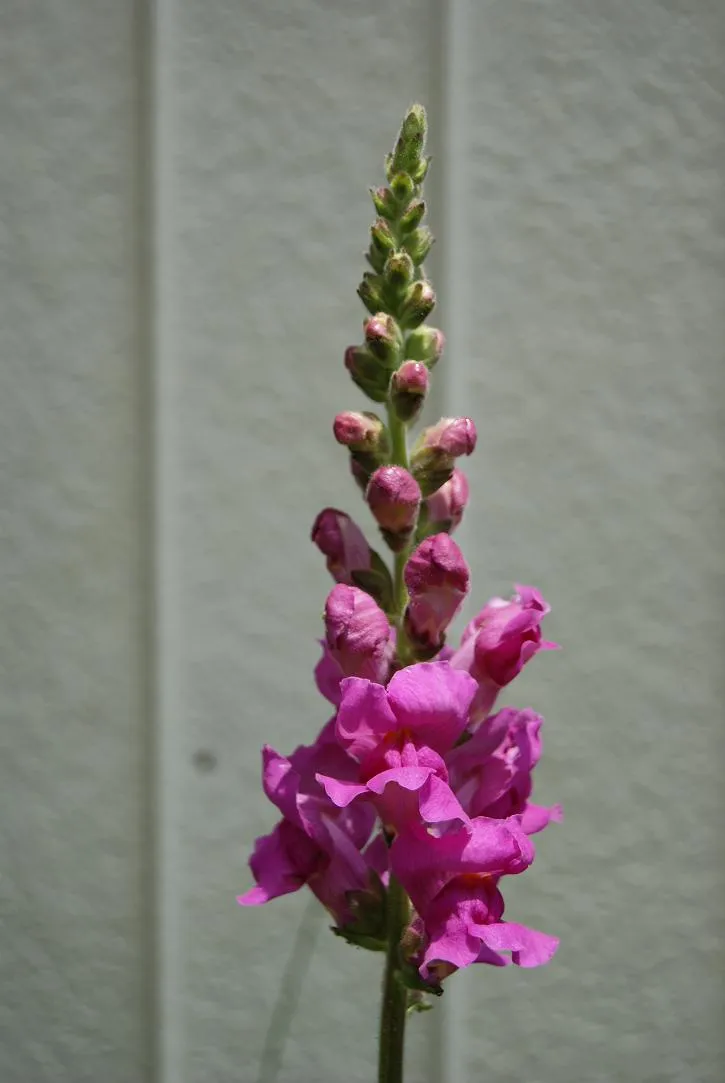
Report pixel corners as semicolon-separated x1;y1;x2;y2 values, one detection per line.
1;2;723;1082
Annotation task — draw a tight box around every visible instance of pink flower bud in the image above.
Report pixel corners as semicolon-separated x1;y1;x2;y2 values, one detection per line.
366;466;422;551
364;314;402;365
324;584;394;685
422;417;477;457
404;534;470;653
411;418;477;497
390;361;429;423
333;411;386;451
424;469;469;533
311;508;371;585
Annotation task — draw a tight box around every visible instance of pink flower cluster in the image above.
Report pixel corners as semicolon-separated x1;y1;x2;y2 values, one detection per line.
240;512;561;985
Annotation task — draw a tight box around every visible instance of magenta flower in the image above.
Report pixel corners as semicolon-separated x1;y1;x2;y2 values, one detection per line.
390;822;557;981
324;584;394;686
404;534;470;653
449;584;558;724
446;706;563;834
311;507;371;585
238;722;376;923
317;662;477;833
419;417;477;458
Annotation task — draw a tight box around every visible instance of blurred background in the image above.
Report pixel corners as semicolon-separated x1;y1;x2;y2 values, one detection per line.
1;1;724;1081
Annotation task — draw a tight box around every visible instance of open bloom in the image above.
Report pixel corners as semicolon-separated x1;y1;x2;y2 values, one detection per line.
391;821;558;981
446;706;562;834
238;721;377;924
317;661;477;833
449;585;558;725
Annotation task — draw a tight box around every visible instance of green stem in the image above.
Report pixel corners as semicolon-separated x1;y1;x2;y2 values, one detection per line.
378;875;410;1083
387;405;411;617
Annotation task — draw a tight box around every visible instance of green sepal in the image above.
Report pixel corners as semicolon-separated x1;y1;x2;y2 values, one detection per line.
333;927;387;953
351;548;394;613
406;991;436;1015
396;961;443;997
370;186;397;220
410;447;454;497
358;271;387;312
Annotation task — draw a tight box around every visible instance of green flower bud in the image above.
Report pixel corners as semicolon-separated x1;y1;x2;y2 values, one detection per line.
405;326;445;368
404;227;434;265
411;156;431;184
383;250;414;291
399;280;436;329
357;272;387;314
370;186;397;220
389;104;428;177
344;345;391;403
370;218;396;255
399;200;426;234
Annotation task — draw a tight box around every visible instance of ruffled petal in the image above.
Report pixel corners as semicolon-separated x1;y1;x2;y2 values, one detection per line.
387;662;477;753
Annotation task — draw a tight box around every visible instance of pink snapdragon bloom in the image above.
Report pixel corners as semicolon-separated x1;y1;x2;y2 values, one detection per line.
311;507;371;585
391;823;558;981
366;466;422;550
424;469;469;533
404;534;470;653
450;584;558;725
317;662;477;833
446;706;562;834
238;722;376;924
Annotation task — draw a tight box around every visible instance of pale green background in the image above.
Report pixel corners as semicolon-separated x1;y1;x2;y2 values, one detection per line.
0;1;723;1081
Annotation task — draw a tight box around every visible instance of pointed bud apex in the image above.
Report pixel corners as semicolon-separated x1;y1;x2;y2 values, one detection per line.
344;345;391;403
404;534;470;655
422;469;469;534
399;280;436;329
364;314;403;366
389;172;415;203
366;466;422;552
312;508;372;585
384;250;414;290
390;361;429;424
390;104;428;177
333;411;387;452
357;272;386;313
411;418;477;496
324;584;394;684
404;228;434;265
370;186;397;220
400;200;426;234
370;218;396;254
405;326;445;368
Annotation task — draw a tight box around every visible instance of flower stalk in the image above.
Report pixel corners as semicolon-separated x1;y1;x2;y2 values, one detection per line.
240;103;561;1083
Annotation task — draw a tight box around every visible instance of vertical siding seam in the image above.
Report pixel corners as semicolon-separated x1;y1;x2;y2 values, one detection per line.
148;1;184;1080
438;0;471;1080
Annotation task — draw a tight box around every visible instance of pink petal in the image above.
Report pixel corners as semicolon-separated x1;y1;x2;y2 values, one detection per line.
238;822;319;906
316;773;369;809
314;642;343;706
520;802;563;835
387;662;477;753
336;677;397;759
476;922;559;968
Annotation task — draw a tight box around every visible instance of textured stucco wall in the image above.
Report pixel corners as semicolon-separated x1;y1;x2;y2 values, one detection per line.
1;1;723;1082
0;2;150;1082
